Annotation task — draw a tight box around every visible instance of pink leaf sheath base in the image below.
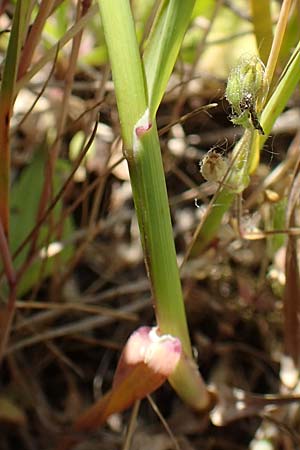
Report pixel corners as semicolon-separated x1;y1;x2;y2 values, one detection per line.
57;326;182;450
135;122;152;138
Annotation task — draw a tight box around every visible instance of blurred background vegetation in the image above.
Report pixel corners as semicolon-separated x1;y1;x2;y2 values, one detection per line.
1;1;300;449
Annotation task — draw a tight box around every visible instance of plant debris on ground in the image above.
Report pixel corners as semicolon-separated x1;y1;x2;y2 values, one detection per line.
1;1;300;449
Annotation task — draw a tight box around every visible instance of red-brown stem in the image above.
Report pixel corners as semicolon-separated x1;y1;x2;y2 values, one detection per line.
20;0;88;291
18;0;57;79
283;170;300;366
51;1;88;296
0;96;10;237
0;0;27;255
284;232;300;365
16;4;98;93
0;221;16;364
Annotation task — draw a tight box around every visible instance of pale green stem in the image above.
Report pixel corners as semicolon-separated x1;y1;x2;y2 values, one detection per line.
265;0;292;88
98;0;210;409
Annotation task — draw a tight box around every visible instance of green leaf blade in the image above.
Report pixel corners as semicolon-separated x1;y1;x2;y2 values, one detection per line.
143;0;196;117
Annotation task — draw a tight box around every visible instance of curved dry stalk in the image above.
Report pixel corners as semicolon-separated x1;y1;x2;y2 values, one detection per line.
17;0;57;79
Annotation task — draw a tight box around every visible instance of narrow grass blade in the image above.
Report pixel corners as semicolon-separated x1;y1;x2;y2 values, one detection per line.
264;0;293;89
249;0;295;173
0;0;30;236
260;40;300;142
143;0;196;117
250;0;273;65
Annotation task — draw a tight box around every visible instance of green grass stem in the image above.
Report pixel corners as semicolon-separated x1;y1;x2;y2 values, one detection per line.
260;39;300;142
187;36;300;260
98;0;210;409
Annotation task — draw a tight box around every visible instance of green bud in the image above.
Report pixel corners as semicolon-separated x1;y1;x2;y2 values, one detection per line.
226;55;268;133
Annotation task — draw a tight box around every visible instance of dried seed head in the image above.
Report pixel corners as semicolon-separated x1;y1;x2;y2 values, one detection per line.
200;149;229;183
